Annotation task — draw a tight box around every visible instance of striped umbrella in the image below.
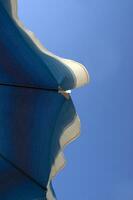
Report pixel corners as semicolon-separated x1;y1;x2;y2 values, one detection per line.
0;1;89;199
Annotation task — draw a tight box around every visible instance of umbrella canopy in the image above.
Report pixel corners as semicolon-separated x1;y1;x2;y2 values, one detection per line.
0;1;89;199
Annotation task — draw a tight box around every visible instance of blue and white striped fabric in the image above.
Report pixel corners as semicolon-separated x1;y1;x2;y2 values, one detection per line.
0;1;89;199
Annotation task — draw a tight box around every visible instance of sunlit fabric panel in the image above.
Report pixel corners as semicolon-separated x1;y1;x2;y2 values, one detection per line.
0;85;77;199
0;0;89;91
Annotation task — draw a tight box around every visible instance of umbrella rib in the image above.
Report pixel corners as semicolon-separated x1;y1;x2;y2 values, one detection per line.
0;153;47;191
0;83;58;92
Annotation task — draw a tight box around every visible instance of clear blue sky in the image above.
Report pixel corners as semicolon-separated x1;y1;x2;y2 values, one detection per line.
18;0;133;199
